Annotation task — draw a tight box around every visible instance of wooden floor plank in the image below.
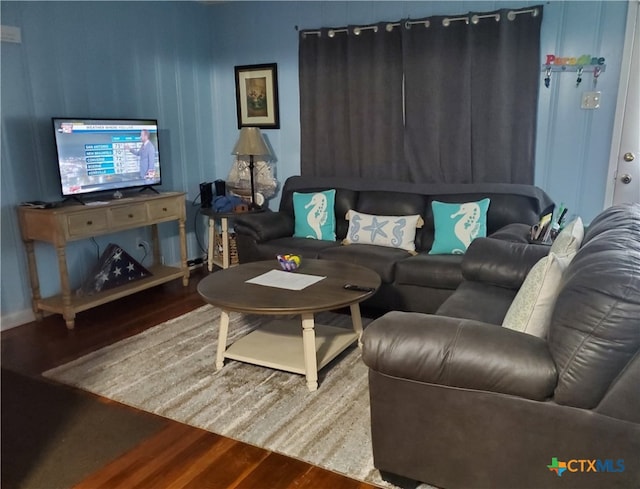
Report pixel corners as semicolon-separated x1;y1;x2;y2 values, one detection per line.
231;452;314;489
290;465;374;489
72;423;207;489
178;440;273;489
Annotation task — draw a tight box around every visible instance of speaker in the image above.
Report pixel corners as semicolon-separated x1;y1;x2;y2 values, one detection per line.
214;179;226;197
200;182;213;208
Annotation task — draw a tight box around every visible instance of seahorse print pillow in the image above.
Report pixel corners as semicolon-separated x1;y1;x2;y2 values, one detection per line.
343;210;424;253
429;198;491;254
292;189;336;241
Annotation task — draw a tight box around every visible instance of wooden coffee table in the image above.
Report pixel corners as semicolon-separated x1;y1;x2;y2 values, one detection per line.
197;259;381;391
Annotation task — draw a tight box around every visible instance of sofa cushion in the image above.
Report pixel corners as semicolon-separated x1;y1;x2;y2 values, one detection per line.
429;198;490;255
293;189;336;240
318;244;410;283
461;238;550;290
487;222;531;243
502;252;570;338
343;210;423;252
436;281;517;325
549;216;584;258
394;253;463;289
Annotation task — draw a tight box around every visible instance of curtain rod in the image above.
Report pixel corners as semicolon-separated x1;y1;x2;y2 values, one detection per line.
299;7;540;37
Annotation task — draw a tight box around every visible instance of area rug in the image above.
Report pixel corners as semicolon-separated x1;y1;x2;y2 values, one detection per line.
44;305;435;489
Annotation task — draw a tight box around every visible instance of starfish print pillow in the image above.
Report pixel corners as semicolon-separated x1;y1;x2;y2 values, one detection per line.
343;210;424;252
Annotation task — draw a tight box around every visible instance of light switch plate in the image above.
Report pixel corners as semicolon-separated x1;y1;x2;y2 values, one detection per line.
581;91;601;110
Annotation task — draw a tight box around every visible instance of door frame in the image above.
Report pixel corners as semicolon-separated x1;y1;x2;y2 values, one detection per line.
605;0;639;207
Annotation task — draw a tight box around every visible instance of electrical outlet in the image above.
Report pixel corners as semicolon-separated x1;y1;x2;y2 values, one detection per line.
136;238;150;253
581;91;601;110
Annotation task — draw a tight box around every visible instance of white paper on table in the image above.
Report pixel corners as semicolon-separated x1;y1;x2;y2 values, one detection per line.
245;269;326;291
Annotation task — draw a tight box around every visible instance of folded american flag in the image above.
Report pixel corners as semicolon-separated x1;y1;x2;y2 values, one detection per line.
78;243;152;296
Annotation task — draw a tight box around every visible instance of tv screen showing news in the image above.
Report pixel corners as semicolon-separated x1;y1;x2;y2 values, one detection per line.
52;118;161;197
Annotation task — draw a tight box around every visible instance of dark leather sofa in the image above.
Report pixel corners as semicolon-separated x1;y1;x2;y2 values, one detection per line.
233;175;553;314
361;203;640;488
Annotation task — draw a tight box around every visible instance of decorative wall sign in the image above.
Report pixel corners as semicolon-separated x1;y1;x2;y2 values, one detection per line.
541;54;606;88
544;54;605;67
234;63;280;129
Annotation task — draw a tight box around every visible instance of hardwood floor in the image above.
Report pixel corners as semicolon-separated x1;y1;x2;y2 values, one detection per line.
1;267;377;489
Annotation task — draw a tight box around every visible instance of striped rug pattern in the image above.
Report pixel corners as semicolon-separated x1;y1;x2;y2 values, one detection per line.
44;305;433;488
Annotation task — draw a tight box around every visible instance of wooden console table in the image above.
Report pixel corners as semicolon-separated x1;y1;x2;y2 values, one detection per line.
17;192;189;329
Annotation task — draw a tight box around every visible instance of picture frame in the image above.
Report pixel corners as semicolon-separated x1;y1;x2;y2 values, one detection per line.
234;63;280;129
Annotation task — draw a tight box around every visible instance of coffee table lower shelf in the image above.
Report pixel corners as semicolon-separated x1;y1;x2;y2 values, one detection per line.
224;319;358;375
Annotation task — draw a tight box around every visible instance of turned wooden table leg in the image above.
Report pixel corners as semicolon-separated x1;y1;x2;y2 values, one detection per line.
216;310;230;370
350;303;365;348
178;218;189;285
23;240;43;321
151;223;161;266
220;217;230;269
55;245;75;330
301;313;319;392
207;217;215;272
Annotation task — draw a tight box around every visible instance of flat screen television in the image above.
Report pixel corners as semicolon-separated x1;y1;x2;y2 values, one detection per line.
52;118;161;199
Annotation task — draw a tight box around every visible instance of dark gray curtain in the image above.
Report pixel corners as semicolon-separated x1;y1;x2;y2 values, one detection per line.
403;9;543;183
299;6;542;183
299;24;405;179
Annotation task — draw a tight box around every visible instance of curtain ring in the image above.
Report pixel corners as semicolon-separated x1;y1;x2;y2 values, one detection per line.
442;18;450;27
386;23;394;32
328;29;335;38
507;11;516;21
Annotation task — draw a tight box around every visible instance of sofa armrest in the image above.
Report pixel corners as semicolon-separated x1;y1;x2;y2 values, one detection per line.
461;237;549;289
361;311;557;401
232;211;294;243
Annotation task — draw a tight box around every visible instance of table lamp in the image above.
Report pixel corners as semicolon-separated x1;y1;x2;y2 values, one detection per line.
231;127;272;209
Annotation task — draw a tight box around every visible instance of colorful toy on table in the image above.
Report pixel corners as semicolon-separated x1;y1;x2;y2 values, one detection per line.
277;254;301;271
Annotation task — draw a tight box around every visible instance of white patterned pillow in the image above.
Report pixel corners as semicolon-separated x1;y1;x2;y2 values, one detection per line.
343;210;424;253
550;217;584;258
502;252;571;338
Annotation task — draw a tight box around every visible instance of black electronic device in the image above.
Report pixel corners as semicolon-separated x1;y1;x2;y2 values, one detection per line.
343;284;376;293
214;179;226;197
52;118;162;200
200;182;213;208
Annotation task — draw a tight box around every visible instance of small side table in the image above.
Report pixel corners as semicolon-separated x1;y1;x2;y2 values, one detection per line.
201;208;264;270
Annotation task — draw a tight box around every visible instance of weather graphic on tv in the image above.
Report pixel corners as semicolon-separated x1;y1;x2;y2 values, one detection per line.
53;119;160;196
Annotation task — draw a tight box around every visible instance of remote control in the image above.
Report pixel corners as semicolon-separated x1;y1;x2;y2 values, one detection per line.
343;284;375;293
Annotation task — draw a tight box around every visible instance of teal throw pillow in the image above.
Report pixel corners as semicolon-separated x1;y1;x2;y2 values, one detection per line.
293;189;336;241
429;198;491;254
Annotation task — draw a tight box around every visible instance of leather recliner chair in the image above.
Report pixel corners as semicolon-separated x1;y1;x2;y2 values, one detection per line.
362;203;640;489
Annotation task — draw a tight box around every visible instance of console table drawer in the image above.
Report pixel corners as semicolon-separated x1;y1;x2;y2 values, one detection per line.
148;198;182;221
67;210;109;237
110;204;147;227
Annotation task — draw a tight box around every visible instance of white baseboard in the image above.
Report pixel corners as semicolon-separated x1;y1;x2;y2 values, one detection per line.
1;308;36;331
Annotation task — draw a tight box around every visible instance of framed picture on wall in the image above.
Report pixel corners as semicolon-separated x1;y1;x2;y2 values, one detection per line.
234;63;280;129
